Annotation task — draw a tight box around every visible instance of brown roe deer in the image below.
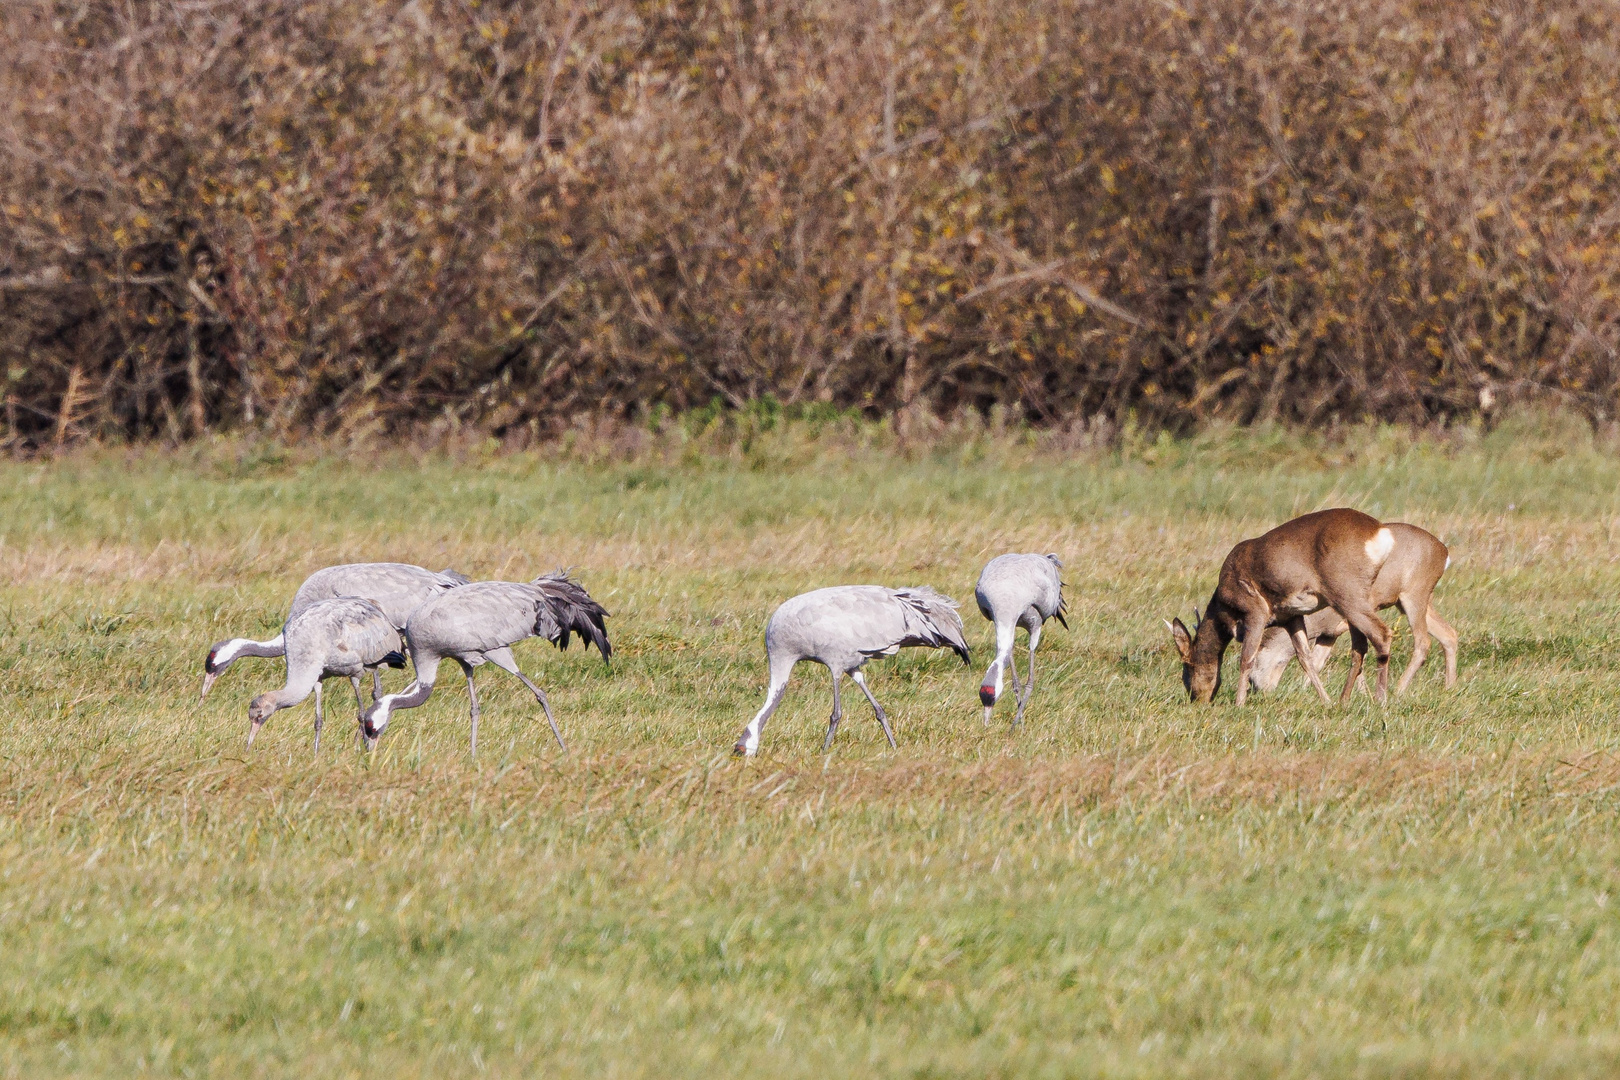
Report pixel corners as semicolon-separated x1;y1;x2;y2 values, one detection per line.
1166;508;1399;705
1246;522;1458;696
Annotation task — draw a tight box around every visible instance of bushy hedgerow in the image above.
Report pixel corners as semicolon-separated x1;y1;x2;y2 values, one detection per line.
3;0;1618;445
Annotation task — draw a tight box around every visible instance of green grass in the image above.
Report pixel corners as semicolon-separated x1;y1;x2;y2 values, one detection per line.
3;415;1620;1077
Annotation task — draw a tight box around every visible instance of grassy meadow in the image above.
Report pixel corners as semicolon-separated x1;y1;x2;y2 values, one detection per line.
3;415;1620;1077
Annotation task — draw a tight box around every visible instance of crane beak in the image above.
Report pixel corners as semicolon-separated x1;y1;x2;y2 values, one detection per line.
199;671;219;703
245;719;262;747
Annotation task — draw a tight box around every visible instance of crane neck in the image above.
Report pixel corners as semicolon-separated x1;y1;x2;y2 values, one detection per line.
980;621;1019;699
374;679;434;716
208;632;286;672
265;665;323;712
992;621;1018;664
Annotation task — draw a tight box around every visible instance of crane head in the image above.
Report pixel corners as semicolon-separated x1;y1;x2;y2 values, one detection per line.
359;698;390;749
200;644;226;701
249;694;278;723
246;694;278;746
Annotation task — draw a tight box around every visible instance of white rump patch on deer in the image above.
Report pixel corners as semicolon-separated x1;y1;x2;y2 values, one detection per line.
1364;527;1395;566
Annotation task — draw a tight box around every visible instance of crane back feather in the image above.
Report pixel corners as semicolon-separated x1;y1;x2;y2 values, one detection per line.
288;562;470;629
889;587;971;664
976;552;1067;629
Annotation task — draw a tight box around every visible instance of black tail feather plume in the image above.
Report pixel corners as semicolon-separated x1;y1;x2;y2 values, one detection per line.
892;587;971;665
532;572;612;662
380;650;408;669
1047;555;1071;630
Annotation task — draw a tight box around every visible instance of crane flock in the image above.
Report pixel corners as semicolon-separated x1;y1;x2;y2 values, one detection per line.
201;509;1456;756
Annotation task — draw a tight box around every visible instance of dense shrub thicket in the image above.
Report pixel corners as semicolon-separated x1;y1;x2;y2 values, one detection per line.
3;0;1619;446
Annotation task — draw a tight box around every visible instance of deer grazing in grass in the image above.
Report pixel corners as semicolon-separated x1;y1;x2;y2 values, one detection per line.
1166;508;1404;706
1245;522;1458;696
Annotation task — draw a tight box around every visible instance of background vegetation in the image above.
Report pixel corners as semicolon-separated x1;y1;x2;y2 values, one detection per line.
3;417;1620;1075
5;0;1620;448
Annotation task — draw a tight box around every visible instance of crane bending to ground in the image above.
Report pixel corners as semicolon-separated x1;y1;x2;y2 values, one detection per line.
359;573;611;754
201;562;469;700
732;585;971;757
245;597;407;752
974;553;1068;727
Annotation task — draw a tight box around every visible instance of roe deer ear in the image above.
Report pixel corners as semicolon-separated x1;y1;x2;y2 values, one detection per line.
1167;618;1194;663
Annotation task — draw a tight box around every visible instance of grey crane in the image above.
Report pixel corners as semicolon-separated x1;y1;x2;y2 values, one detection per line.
245;597;407;752
201;562;469;700
732;585;971;757
974;553;1068;727
359;573;611;754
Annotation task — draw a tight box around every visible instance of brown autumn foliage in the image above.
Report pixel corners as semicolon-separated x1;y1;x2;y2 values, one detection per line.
2;0;1619;447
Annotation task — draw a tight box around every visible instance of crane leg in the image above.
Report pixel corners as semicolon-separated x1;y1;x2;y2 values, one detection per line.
458;661;481;756
822;670;844;751
371;667;383;700
1013;624;1043;728
337;675;367;755
482;647;567;753
851;670;896;749
511;671;568;754
311;682;324;754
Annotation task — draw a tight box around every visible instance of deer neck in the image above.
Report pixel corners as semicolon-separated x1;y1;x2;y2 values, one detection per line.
1192;606;1232;666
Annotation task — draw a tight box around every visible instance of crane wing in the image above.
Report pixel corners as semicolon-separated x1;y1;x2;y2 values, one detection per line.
405;582;553;657
287;597;404;668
